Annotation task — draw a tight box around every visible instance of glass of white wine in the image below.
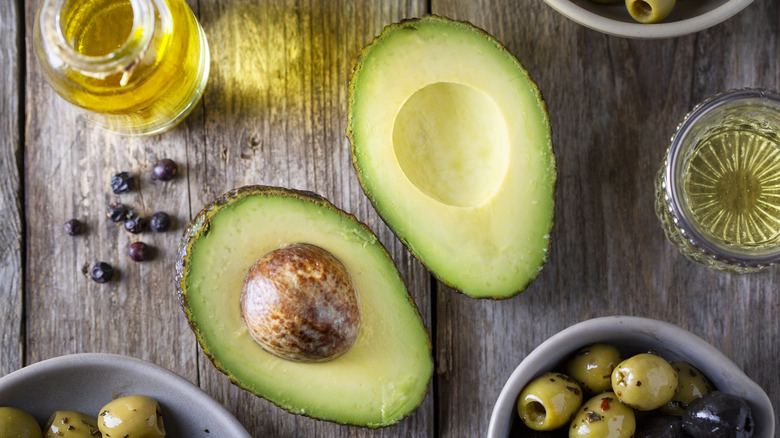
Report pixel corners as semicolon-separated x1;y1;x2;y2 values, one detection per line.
656;89;780;273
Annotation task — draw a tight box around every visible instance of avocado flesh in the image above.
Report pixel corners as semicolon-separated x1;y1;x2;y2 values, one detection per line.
348;16;556;299
176;186;432;427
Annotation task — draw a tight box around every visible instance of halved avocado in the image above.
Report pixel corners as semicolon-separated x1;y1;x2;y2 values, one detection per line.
347;15;556;299
175;186;433;427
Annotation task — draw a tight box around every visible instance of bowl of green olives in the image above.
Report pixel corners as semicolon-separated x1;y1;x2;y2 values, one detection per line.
0;353;251;437
543;0;755;39
487;316;775;438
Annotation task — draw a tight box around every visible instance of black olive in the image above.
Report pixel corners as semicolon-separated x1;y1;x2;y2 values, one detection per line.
124;216;146;234
149;211;171;232
682;391;754;438
89;262;114;283
110;171;135;194
63;219;83;236
106;202;128;222
636;415;686;438
152;158;178;181
127;242;152;262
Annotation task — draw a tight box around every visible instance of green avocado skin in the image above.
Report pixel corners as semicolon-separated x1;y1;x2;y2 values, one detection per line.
347;15;556;299
175;185;433;428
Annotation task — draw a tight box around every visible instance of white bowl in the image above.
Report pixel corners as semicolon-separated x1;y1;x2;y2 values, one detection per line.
488;316;775;437
543;0;755;39
0;353;251;437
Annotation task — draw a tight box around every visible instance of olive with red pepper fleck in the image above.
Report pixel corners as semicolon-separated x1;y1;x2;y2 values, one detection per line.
98;395;166;438
565;343;622;395
612;353;678;411
569;392;636;438
45;410;100;437
660;361;715;416
626;0;676;24
517;372;583;431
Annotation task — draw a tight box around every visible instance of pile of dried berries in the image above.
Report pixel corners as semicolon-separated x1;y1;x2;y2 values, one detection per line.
64;158;181;283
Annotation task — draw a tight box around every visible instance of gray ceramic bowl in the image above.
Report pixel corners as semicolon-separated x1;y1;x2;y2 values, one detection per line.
0;353;251;437
543;0;755;39
488;316;775;437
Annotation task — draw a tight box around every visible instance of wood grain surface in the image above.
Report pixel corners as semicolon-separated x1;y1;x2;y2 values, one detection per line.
0;0;23;378
2;0;779;437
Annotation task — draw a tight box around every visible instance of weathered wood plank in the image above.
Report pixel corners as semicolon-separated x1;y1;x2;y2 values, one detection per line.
23;0;199;379
0;0;23;377
188;1;433;436
432;1;780;436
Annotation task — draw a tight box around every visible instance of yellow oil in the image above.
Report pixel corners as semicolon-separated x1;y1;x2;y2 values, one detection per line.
54;0;208;133
683;124;780;249
62;0;134;56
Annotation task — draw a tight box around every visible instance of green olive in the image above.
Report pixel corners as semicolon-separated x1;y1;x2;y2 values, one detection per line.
611;353;678;411
0;407;43;438
569;392;636;438
97;395;165;438
565;343;622;395
44;411;100;437
659;361;716;415
516;372;583;431
625;0;676;24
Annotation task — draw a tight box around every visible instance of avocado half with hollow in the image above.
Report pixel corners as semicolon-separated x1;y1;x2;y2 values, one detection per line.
347;15;556;299
175;186;433;427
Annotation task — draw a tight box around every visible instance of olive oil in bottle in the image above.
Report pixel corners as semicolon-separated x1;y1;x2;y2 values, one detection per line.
62;0;135;57
34;0;210;136
656;89;780;272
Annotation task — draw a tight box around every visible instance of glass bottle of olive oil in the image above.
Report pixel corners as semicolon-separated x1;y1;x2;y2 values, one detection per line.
656;89;780;272
34;0;209;136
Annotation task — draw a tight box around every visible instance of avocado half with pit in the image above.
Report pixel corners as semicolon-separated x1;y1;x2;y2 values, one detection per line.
347;15;556;299
174;186;433;427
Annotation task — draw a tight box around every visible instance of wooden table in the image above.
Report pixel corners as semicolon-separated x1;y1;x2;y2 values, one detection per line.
2;1;778;436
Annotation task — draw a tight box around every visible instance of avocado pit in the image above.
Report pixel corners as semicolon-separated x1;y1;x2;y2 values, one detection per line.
240;243;361;362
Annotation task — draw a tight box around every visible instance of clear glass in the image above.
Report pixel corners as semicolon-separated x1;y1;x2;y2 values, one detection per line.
655;89;780;273
33;0;210;136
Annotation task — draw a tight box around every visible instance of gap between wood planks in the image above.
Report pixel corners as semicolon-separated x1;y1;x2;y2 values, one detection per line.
16;0;28;370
